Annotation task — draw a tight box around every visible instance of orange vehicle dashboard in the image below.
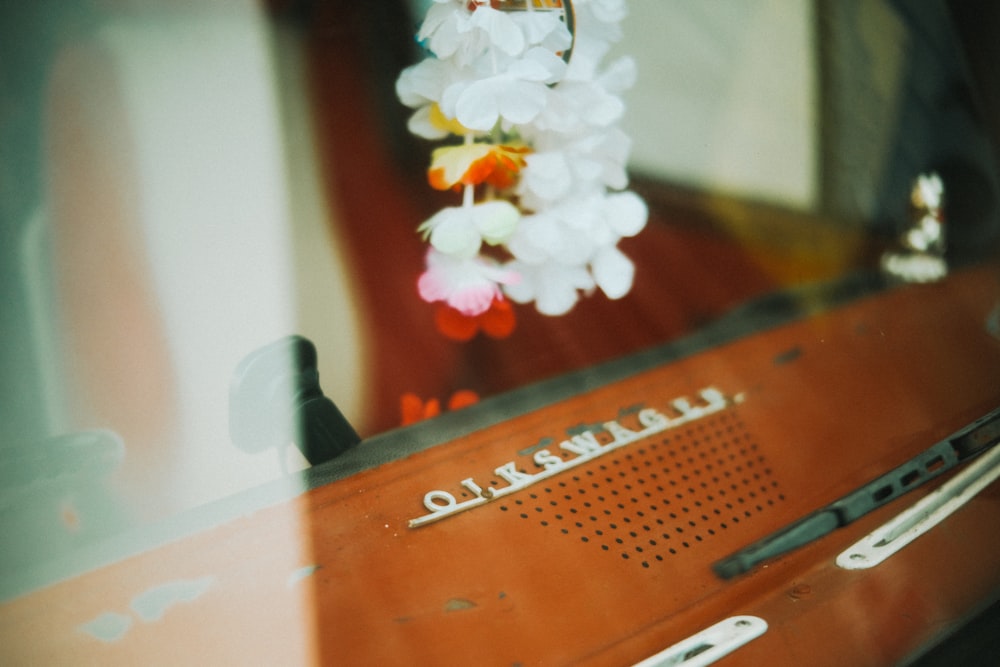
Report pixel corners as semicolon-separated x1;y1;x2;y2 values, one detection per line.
3;262;1000;666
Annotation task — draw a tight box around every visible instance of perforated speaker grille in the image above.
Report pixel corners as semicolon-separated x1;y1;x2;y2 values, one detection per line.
498;409;784;569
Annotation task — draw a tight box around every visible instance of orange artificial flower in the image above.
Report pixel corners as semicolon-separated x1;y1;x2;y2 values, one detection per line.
428;143;530;192
400;390;481;426
400;392;440;425
434;296;516;341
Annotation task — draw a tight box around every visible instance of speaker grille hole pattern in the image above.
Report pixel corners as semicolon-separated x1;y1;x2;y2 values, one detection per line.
498;409;782;569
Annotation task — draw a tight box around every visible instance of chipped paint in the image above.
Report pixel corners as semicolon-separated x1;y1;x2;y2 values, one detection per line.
516;437;554;457
787;583;813;601
130;576;215;622
287;565;319;587
59;500;81;532
444;598;477;612
79;612;133;642
78;578;213;643
773;346;803;365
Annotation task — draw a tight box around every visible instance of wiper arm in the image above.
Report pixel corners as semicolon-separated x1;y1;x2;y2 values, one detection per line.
712;406;1000;579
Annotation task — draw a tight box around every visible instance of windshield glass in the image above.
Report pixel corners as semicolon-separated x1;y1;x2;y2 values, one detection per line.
1;0;998;597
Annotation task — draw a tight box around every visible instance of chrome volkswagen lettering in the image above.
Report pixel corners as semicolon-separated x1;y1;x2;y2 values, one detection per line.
408;387;736;528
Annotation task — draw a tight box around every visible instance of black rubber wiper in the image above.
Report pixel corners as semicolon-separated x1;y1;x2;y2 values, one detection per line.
712;406;1000;579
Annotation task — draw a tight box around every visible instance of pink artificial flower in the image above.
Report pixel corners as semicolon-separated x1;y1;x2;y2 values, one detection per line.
417;248;519;316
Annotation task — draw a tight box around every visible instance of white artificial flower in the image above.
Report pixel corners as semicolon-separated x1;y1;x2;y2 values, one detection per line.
915;173;944;210
603;190;648;238
562;0;625;82
419;3;526;66
555;194;619;249
405;105;450;140
509;10;574;54
502;259;595;316
519;151;574;202
441;47;566;131
529;79;621;134
396;54;457;108
418;199;521;258
396;58;471;138
465;6;527;56
578;127;632;190
417;1;467;58
519;128;632;207
508;190;645;264
507;209;596;266
524;57;633;138
597;55;638;95
591;244;634;299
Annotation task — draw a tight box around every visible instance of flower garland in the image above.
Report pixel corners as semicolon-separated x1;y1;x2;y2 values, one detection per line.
397;0;647;338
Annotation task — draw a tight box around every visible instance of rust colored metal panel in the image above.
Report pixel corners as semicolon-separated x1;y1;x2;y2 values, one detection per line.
3;264;1000;666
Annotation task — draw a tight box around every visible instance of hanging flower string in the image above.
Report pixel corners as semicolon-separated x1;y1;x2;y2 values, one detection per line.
397;0;648;333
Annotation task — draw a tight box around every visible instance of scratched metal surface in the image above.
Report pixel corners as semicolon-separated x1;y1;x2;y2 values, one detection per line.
2;264;1000;666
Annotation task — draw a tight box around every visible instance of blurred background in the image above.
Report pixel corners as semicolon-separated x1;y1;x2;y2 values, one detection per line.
1;0;997;590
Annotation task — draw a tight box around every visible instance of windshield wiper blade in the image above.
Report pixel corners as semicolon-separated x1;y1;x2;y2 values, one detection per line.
712;406;1000;579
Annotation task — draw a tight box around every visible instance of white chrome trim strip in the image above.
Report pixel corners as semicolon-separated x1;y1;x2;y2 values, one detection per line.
631;615;768;667
837;443;1000;570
